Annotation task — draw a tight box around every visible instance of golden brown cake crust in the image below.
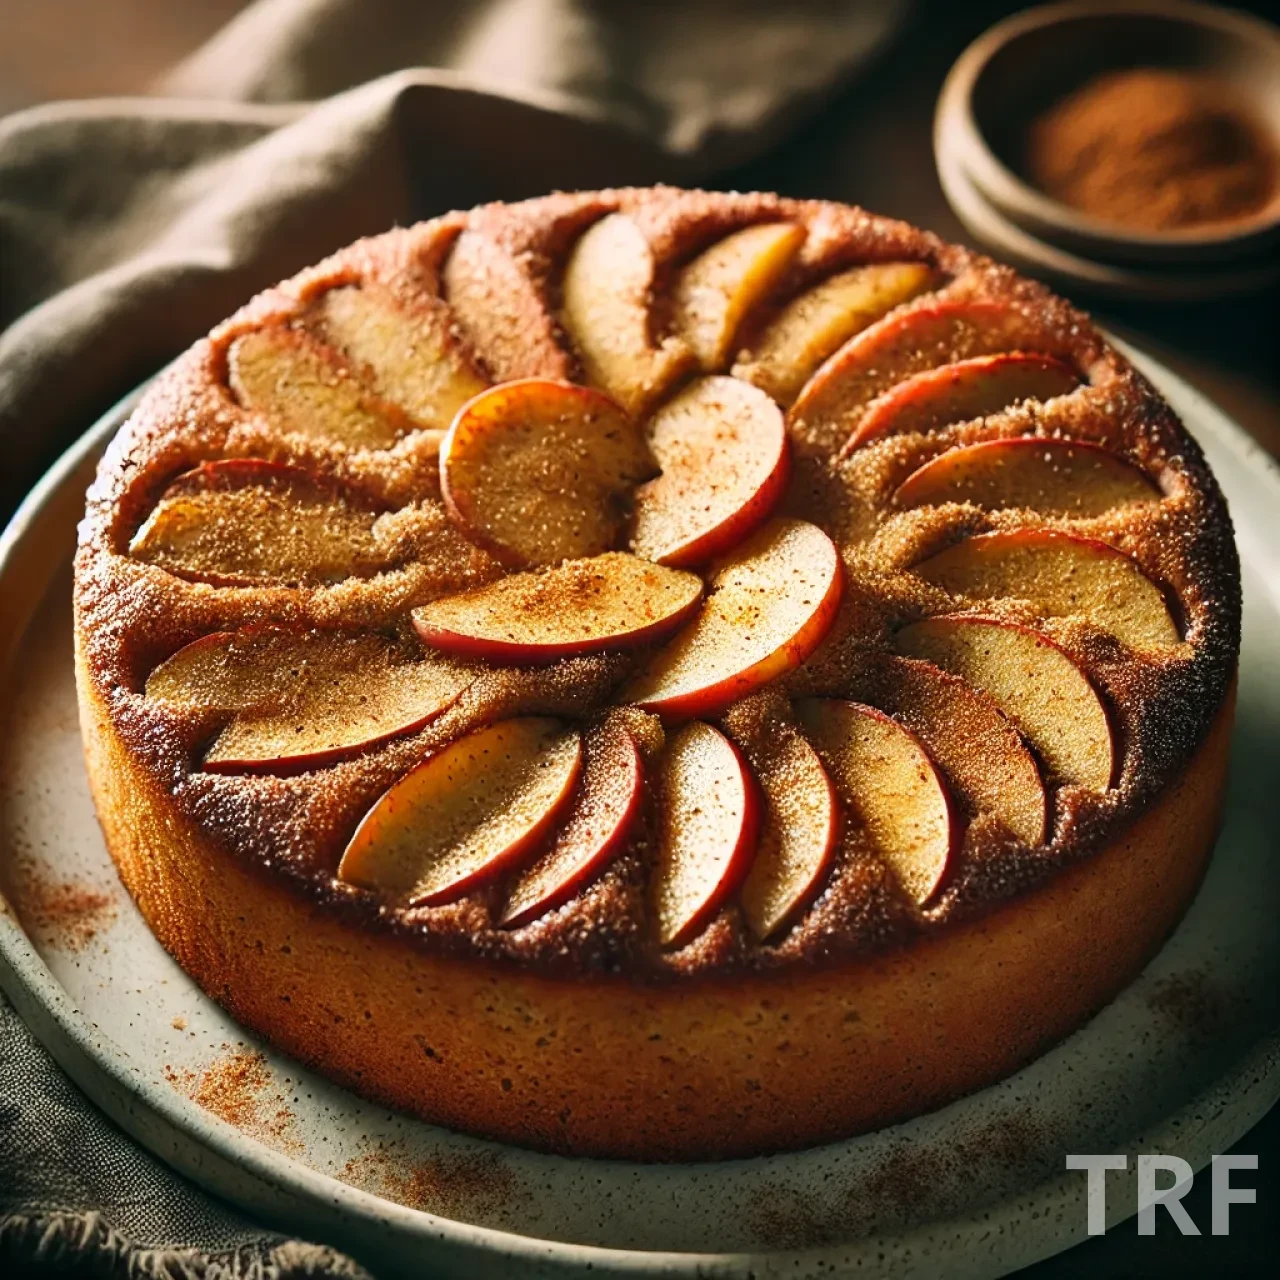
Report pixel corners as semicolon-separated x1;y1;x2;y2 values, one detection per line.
75;187;1240;994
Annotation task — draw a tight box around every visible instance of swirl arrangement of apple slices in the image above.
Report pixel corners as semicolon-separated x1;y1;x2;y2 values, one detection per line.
132;203;1187;950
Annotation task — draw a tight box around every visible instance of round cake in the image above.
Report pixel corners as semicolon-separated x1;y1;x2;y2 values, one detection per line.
74;187;1239;1161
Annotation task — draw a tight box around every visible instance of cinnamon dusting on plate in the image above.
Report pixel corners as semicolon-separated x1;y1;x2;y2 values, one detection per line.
746;1109;1050;1248
340;1143;526;1219
164;1045;302;1154
18;868;117;952
1147;969;1233;1044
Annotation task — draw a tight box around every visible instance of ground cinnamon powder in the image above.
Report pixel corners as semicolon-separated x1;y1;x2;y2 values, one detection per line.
1025;68;1278;231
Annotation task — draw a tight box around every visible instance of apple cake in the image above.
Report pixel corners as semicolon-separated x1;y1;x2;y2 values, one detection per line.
74;187;1239;1161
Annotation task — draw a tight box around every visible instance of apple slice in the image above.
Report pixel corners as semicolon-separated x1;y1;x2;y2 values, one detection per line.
895;615;1115;791
630;376;789;567
651;721;758;947
128;459;387;586
624;518;844;719
732;264;942;409
412;553;703;663
737;724;840;940
501;715;643;927
797;698;956;906
850;653;1046;846
843;352;1079;453
894;437;1160;516
914;529;1179;650
560;213;695;415
338;718;582;905
308;285;487;431
442;229;576;383
732;261;938;406
146;626;476;773
789;300;1055;455
227;326;411;450
439;378;652;568
671;222;805;371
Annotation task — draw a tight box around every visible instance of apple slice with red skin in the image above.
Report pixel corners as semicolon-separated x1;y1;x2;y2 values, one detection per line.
338;718;582;905
849;652;1047;847
894;437;1160;516
913;529;1179;651
501;715;644;928
733;262;939;407
788;300;1058;455
146;625;476;773
412;553;703;664
439;378;653;568
561;213;695;415
630;376;790;567
671;222;806;371
128;458;388;587
308;285;487;431
227;326;412;450
895;615;1116;791
736;723;840;940
652;721;759;947
842;352;1079;454
797;698;957;906
624;518;844;719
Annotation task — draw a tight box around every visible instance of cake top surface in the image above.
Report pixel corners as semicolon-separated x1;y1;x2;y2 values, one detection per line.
74;186;1240;980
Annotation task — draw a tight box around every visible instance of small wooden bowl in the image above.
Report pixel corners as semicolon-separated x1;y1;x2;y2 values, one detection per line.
936;0;1280;276
934;104;1280;301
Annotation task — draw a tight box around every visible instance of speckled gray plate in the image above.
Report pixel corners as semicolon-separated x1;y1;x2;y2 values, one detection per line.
2;344;1278;1279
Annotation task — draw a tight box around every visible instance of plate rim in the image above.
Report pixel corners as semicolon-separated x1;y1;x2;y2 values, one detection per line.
2;347;1278;1278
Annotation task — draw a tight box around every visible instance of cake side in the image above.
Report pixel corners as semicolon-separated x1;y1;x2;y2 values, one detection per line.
79;631;1233;1158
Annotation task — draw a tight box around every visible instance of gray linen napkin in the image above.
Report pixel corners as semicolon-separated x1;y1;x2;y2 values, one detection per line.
0;0;907;1274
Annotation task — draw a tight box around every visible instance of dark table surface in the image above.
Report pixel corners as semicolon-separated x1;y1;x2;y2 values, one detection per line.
2;0;1276;1274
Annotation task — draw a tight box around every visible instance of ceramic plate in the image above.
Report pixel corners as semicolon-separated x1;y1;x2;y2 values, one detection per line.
2;346;1278;1279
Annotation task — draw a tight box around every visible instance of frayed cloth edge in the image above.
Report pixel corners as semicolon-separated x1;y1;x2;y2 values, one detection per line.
0;1210;372;1280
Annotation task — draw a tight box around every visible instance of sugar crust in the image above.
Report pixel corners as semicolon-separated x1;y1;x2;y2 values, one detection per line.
74;187;1241;982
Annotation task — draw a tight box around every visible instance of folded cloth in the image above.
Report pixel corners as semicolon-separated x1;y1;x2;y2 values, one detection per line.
0;1;907;1274
0;992;373;1279
0;0;908;520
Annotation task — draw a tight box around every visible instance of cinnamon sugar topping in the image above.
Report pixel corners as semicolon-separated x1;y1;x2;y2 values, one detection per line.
76;187;1239;980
